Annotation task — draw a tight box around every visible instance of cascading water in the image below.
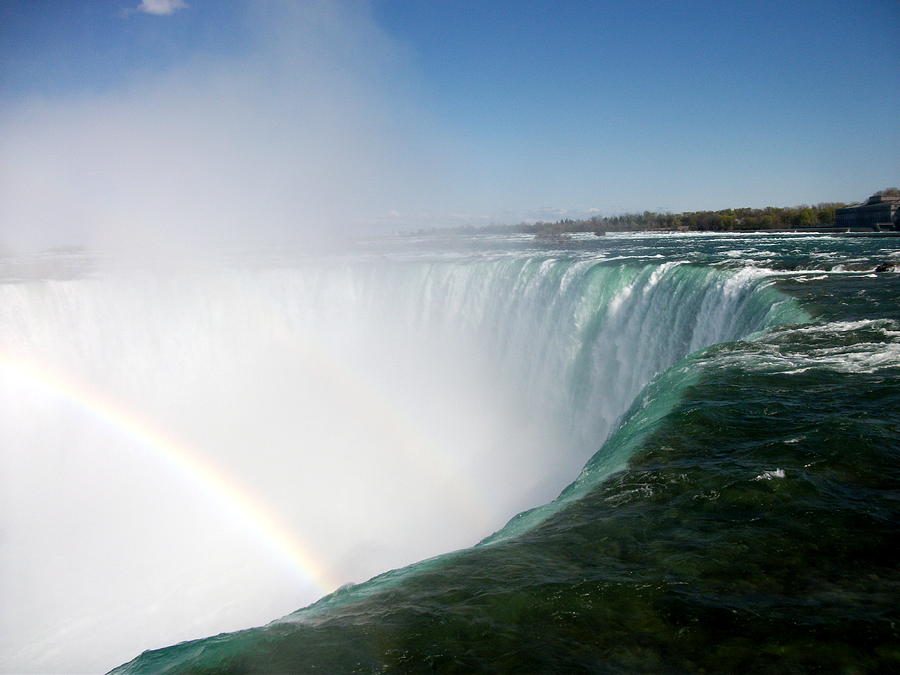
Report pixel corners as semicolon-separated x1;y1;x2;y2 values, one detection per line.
0;249;806;673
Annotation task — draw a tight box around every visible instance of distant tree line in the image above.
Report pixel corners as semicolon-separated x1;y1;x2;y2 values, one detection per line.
520;203;849;235
411;189;900;236
415;203;849;236
875;187;900;198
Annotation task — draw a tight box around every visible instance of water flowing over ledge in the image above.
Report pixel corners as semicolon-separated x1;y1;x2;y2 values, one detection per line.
108;245;899;673
92;260;803;671
4;233;898;673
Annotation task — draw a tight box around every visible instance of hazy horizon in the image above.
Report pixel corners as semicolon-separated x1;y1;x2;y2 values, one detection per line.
2;0;898;254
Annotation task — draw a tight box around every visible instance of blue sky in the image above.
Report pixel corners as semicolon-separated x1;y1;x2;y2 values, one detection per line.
1;0;898;248
375;0;899;212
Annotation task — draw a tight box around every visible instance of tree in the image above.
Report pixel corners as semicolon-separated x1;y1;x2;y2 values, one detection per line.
817;208;836;224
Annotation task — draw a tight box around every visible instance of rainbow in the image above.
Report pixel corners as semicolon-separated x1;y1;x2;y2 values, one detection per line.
0;352;343;594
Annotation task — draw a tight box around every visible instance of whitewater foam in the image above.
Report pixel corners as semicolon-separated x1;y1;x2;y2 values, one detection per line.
754;468;786;481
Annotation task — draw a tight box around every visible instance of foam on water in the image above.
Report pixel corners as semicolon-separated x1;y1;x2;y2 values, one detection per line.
754;468;786;481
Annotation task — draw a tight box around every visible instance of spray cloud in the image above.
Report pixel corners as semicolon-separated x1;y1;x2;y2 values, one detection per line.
0;1;466;255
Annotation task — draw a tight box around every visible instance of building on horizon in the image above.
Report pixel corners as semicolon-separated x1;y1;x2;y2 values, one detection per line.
835;193;900;230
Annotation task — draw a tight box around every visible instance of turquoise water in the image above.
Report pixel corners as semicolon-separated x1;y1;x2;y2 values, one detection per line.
101;233;897;673
109;232;900;673
9;232;899;673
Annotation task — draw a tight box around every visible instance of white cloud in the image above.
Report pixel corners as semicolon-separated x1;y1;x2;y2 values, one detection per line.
136;0;188;16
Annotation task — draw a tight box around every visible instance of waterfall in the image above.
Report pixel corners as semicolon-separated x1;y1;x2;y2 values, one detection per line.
0;253;804;673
